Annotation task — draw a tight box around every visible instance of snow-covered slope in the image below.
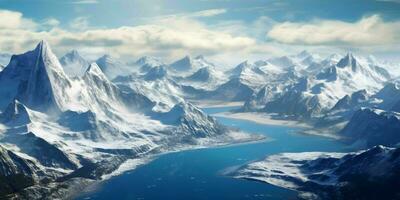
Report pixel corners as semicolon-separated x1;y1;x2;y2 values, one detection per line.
59;50;89;78
232;145;400;200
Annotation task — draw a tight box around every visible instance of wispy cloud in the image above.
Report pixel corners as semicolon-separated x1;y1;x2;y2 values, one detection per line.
189;9;227;17
71;0;99;4
69;16;90;30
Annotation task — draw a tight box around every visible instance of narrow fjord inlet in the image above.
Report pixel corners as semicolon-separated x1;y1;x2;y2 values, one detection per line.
1;1;400;200
76;106;348;200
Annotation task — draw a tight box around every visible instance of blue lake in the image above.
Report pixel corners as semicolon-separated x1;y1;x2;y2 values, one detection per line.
76;106;350;200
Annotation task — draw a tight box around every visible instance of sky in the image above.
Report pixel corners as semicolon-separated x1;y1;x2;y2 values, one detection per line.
0;0;400;65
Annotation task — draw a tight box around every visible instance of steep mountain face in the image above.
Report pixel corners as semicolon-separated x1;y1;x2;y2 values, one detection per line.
339;108;400;148
232;145;400;200
0;41;72;113
59;50;89;77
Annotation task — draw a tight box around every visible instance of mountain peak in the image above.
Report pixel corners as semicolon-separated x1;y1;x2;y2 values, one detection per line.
64;49;80;57
297;50;312;59
36;40;49;50
170;55;193;72
187;67;212;81
98;54;113;61
1;99;31;125
337;52;360;71
135;56;162;67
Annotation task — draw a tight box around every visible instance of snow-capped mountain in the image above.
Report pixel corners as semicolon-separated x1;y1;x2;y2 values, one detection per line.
251;53;392;119
134;56;164;73
315;82;400;128
228;61;270;89
232;145;400;200
0;41;255;199
95;54;133;80
113;69;186;111
0;41;73;112
204;78;254;101
59;50;89;77
179;66;227;90
169;55;214;75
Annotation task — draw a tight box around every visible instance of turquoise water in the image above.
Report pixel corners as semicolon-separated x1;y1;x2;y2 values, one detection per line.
76;106;349;200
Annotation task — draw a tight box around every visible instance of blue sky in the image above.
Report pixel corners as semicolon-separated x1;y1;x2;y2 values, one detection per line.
0;0;399;64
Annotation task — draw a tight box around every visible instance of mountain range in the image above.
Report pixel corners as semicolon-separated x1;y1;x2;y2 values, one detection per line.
1;40;399;199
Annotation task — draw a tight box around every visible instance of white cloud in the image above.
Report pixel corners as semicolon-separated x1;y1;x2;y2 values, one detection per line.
0;9;36;30
0;10;258;63
267;15;400;46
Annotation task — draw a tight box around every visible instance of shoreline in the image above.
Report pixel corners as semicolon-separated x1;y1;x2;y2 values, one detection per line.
213;111;311;128
191;101;243;108
75;131;267;198
213;111;344;140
